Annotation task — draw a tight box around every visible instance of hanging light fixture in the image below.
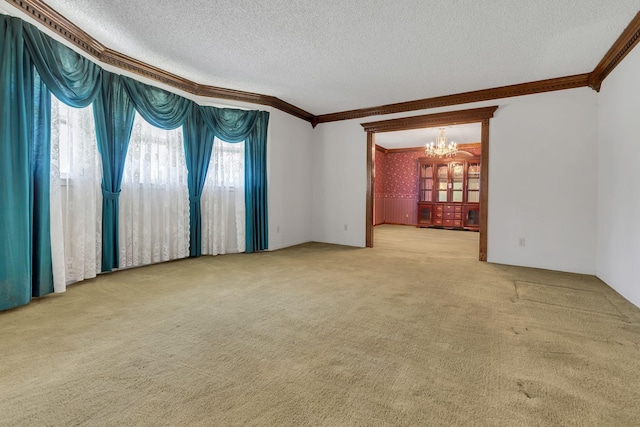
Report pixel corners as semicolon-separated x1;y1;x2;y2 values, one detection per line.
425;128;458;157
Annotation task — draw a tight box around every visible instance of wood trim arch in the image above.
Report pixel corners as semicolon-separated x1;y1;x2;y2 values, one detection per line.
363;106;498;261
362;106;499;133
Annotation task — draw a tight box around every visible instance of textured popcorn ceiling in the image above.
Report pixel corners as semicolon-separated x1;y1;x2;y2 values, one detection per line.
11;1;640;114
375;123;481;150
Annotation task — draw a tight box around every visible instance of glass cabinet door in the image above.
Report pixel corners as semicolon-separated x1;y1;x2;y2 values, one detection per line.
451;162;463;202
465;207;480;228
436;165;448;202
420;164;433;202
418;204;432;224
467;162;480;203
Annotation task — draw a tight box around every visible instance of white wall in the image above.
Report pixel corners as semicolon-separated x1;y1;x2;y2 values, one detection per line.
596;45;640;307
311;121;367;246
312;88;599;274
267;109;314;250
488;89;598;274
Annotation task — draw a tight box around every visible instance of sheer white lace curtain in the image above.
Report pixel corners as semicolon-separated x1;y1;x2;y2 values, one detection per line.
201;138;245;255
49;104;244;292
118;114;190;268
49;96;102;292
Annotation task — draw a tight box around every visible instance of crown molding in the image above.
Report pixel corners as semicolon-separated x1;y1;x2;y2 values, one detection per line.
8;0;104;56
361;106;499;133
320;74;590;125
6;0;315;123
5;0;640;126
589;11;640;91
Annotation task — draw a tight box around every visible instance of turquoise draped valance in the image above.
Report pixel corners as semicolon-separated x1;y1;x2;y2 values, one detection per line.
122;76;194;130
22;20;102;108
201;107;260;143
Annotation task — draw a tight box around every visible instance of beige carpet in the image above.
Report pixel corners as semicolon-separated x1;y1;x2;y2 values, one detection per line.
1;225;640;426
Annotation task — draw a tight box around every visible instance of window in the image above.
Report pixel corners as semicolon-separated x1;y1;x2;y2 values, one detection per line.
201;138;246;254
49;96;102;290
119;113;190;267
210;139;245;189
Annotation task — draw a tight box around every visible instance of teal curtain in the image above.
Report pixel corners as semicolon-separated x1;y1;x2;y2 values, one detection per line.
243;112;269;253
0;16;53;309
121;76;193;129
201;107;269;252
31;72;53;297
201;107;259;142
1;16;33;310
93;73;136;271
183;108;215;256
22;21;101;108
22;20;102;295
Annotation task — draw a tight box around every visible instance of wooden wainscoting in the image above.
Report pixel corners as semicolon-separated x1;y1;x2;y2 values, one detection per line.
383;197;418;226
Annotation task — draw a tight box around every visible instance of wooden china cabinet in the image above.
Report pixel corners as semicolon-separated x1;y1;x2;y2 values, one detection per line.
417;152;480;231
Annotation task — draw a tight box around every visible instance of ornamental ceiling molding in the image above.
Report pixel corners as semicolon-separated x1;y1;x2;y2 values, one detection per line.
316;74;590;125
5;0;315;122
6;1;640;126
589;11;640;91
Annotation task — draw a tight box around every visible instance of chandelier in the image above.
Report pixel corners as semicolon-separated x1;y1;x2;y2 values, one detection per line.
426;128;458;157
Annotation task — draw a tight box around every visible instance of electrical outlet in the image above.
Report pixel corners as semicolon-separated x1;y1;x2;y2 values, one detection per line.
344;224;348;231
519;237;526;247
276;226;280;233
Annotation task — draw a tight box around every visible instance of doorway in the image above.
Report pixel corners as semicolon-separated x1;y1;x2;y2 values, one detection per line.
361;106;498;261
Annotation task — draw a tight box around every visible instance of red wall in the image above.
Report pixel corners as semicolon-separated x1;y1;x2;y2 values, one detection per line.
384;151;422;197
382;151;422;225
374;149;422;226
375;144;481;226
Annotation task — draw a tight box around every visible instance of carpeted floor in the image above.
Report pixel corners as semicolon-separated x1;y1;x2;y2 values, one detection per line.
1;225;640;426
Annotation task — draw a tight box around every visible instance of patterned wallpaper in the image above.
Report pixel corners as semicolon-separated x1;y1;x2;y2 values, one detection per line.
382;151;422;198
